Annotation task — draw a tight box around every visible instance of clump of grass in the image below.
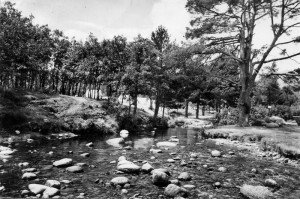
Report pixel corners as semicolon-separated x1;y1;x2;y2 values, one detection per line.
240;184;273;199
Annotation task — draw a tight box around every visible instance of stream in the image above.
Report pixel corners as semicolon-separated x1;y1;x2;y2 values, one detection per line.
0;128;300;198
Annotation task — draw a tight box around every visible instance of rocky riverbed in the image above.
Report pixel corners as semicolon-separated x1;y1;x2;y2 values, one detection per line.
0;128;299;198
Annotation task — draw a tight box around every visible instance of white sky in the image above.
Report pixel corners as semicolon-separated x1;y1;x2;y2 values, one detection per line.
5;0;300;73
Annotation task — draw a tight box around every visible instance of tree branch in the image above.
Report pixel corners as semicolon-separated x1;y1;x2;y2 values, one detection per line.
258;52;300;64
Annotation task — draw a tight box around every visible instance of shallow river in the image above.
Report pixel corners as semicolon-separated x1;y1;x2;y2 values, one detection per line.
0;128;300;198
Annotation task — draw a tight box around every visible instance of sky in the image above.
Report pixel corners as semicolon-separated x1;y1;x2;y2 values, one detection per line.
5;0;300;73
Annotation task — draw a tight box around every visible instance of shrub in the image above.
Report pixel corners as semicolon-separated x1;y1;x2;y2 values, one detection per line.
269;105;292;120
291;105;300;116
218;107;239;125
250;105;269;121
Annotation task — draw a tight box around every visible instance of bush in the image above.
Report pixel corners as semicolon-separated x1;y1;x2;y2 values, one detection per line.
218;107;239;125
291;105;300;116
269;105;292;120
250;105;269;121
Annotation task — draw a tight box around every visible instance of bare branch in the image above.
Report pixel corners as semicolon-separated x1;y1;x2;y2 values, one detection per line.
257;52;300;64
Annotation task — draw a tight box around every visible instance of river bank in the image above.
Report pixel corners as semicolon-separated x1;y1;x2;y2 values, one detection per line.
0;89;159;136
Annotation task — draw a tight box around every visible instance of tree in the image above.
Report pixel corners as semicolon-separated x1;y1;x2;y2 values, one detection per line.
122;35;154;117
151;26;170;119
186;0;300;126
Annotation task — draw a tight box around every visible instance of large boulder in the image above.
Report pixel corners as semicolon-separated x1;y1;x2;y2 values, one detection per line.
164;184;188;197
53;158;73;167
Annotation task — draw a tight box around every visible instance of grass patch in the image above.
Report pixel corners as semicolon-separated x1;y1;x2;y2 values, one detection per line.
205;125;300;159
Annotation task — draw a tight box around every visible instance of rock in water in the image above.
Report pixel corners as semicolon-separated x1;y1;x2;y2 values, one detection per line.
22;173;37;180
141;163;153;173
218;167;227;172
164;184;188;197
120;130;129;138
118;156;126;162
53;158;73;167
22;168;37;173
111;177;129;186
117;161;140;173
66;166;83;173
178;172;192;181
152;170;170;186
28;184;48;195
265;179;277;187
45;180;61;189
183;184;196;189
106;138;125;147
80;153;90;157
157;142;178;148
211;150;221;157
86;142;94;147
240;184;273;199
43;187;60;198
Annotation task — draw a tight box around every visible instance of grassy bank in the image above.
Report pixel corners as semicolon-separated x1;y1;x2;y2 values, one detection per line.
204;125;300;159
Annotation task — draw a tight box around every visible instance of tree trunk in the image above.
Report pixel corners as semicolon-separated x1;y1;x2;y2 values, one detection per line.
238;72;253;126
162;100;165;119
185;99;189;118
154;97;161;120
128;97;131;115
202;105;205;116
196;101;200;119
149;98;153;110
133;95;138;118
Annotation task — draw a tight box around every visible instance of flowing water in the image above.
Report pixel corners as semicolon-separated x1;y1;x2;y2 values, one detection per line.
0;128;300;198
